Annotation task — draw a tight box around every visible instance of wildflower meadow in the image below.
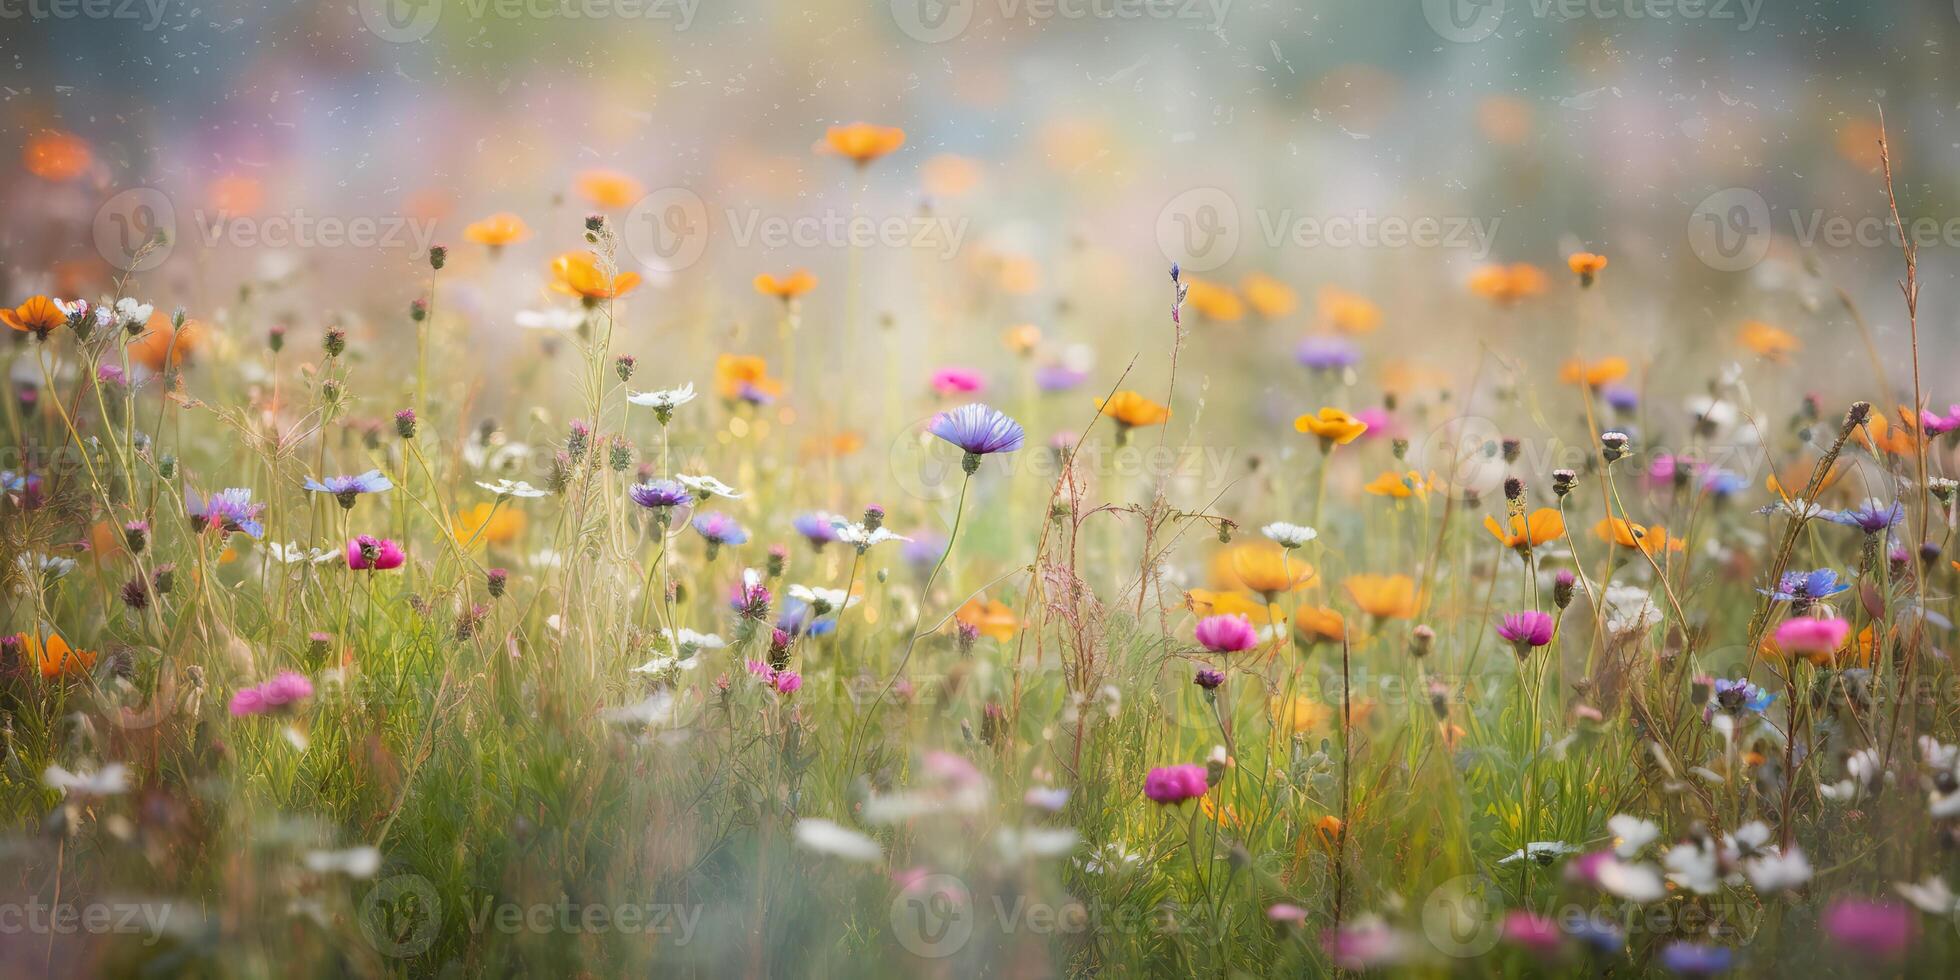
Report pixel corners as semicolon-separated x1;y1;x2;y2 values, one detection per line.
6;5;1960;977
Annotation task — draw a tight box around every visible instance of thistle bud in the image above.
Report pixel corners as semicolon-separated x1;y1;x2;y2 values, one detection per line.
863;504;885;532
615;354;636;383
123;520;149;554
323;327;347;358
1553;569;1576;610
1600;431;1630;464
486;568;508;598
394;409;418;440
1501;438;1521;463
766;545;788;578
428;244;448;271
1552;468;1577;497
409;298;428;323
1410;624;1435;658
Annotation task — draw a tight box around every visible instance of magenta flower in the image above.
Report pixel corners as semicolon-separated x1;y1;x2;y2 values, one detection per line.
1143;764;1208;804
773;671;803;695
930;366;985;396
346;535;406;571
230;670;315;717
1500;911;1562;955
1496;610;1554;655
1774;616;1849;656
1821;898;1915;959
1194;613;1259;653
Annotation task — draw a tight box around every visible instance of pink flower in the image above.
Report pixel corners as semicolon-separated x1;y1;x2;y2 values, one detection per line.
1352;407;1396;439
1194;614;1259;653
1143;764;1208;804
930;367;985;396
1501;911;1562;955
346;534;405;571
1821;899;1915;959
228;687;266;717
230;671;314;717
1774;616;1849;656
1267;903;1308;924
1496;611;1554;651
773;670;803;695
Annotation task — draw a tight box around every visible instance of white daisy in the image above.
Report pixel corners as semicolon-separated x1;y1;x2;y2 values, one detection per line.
659;628;726;653
1595;858;1666;904
627;383;698;413
44;763;128;797
1744;847;1812;894
476;479;550;499
787;584;860;615
303;846;382;878
1261;522;1318;549
1896;875;1957;915
1607;814;1659;858
831;521;911;551
793;819;882;862
677;473;742;500
113;297;154;330
266;542;340;565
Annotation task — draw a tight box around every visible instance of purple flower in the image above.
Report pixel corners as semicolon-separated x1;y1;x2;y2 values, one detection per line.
1496;610;1554;654
1705;677;1774;721
1602;384;1639;413
1143;764;1208;804
630;479;692;510
729;571;771;620
346;535;406;571
230;670;314;717
1295;335;1359;371
772;670;803;695
1193;668;1226;690
1827;499;1906;533
1758;568;1849;604
186;487;266;539
1659;941;1733;975
1821;899;1915;959
929;403;1025;458
692;512;748;558
303;468;393;508
792;512;842;549
1194;614;1259;653
1034;364;1088;392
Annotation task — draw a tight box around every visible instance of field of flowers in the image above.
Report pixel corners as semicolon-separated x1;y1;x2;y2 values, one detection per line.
7;18;1960;975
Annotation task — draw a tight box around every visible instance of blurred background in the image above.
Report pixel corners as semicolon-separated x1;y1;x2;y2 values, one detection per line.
3;0;1959;448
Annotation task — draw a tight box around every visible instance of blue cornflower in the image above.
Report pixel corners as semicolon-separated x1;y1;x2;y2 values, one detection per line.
792;511;842;549
929;403;1024;470
186;487;266;539
1698;468;1749;498
1294;335;1359;372
1658;941;1733;975
302;469;393;509
1827;498;1905;533
1757;568;1850;604
630;479;692;510
691;512;748;560
777;598;839;638
1705;677;1774;722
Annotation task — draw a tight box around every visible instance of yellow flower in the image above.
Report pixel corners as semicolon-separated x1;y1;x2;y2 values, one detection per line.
1219;543;1315;598
464;212;530;248
1270;694;1331;734
1317;287;1381;335
1002;324;1042;356
921;153;981;197
1558;356;1629;388
453;503;527;547
1364;470;1430;499
1186;589;1278;622
1593;517;1684;554
1467;263;1546;305
1095;390;1171;429
823;123;906;166
1294;606;1347;643
1738;320;1800;361
1183;279;1244;322
955;596;1017;641
550;252;641;300
1239;272;1298;319
754;269;818;300
574;169;644;209
1344;574;1417;619
1567;251;1608;286
1294;407;1368;446
715;354;782;401
1483;508;1566;551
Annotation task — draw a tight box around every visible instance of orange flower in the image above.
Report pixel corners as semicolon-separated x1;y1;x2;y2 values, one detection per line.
1294;606;1347;643
1567;251;1608;285
1096;390;1171;429
1270;694;1332;734
1559;356;1630;388
921;153;981;197
23;131;91;182
15;631;96;680
1199;794;1244;830
453;502;528;547
574;169;644;209
209;174;265;216
1240;273;1298;319
799;430;864;459
1002;324;1041;355
1738;320;1800;361
955;596;1017;641
464;212;531;248
1318;287;1381;335
824;123;906;166
1483;508;1566;552
715;354;783;401
1468;263;1546;304
1183;279;1244;322
1593;517;1684;554
1344;574;1417;619
1766;459;1844;500
130;311;203;372
1364;470;1430;499
754;269;818;300
1294;407;1368;446
550;251;641;301
994;253;1042;295
1857;413;1919;456
1313;815;1345;849
1;296;66;340
1186;589;1278;622
1221;543;1316;598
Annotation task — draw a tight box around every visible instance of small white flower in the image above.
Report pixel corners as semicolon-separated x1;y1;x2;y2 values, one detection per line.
677;473;742;499
1261;522;1318;549
1663;839;1722;895
1896;875;1957;915
1723;821;1772;860
1744;847;1812;894
303;846;382;878
17;553;76;583
1595;858;1667;904
602;692;675;727
1608;814;1659;858
631;653;700;674
627;383;697;412
831;522;910;550
113;298;154;330
1024;787;1069;812
1499;841;1577;865
1079;843;1142;874
659;628;726;653
266;542;339;565
793;819;882;862
44;763;128;797
788;584;860;614
476;479;550;499
995;826;1078;861
515;308;584;331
